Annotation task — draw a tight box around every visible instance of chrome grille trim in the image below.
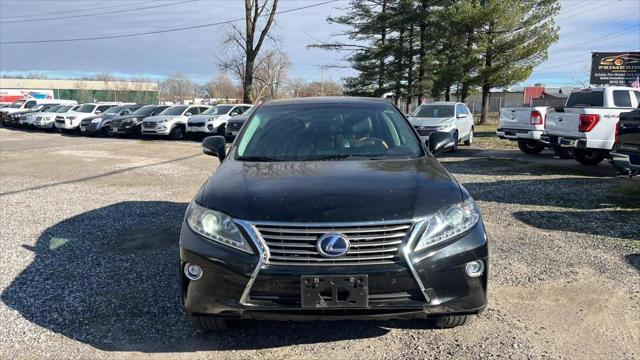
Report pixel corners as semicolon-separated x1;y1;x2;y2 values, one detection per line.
233;218;431;305
254;221;413;266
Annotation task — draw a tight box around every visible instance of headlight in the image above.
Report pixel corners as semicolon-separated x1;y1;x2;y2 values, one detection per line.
437;123;454;131
186;202;253;253
158;119;166;124
413;198;480;252
91;118;101;123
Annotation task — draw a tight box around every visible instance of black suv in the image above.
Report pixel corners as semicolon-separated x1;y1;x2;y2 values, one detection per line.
180;97;488;331
611;108;640;176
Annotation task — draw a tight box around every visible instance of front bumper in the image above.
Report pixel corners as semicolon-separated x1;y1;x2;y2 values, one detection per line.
141;124;170;135
180;219;488;320
113;122;141;135
186;124;220;134
496;128;543;141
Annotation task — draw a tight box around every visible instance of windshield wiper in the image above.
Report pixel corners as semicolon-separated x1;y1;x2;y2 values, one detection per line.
305;154;354;161
236;156;281;162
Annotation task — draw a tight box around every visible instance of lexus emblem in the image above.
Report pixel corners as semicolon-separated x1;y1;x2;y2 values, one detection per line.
316;233;350;258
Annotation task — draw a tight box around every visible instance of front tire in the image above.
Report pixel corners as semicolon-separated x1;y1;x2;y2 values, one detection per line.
191;316;228;332
429;315;473;329
517;139;545;154
169;125;185;140
574;149;606;165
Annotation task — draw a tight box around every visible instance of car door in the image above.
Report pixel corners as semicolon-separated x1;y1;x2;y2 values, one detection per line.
455;104;469;139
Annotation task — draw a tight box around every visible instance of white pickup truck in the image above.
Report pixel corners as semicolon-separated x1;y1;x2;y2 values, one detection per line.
543;87;640;165
496;106;549;154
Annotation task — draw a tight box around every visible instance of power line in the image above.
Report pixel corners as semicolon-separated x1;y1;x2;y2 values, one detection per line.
552;25;639;52
0;0;198;24
0;0;342;45
0;0;153;20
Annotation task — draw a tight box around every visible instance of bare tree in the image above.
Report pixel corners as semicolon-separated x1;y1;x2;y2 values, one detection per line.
252;48;291;100
160;72;195;103
218;0;279;103
205;74;242;102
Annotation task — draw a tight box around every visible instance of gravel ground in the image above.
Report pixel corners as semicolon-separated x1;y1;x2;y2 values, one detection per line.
0;128;638;359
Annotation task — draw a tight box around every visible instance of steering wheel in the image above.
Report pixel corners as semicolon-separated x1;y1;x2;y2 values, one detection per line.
352;137;389;152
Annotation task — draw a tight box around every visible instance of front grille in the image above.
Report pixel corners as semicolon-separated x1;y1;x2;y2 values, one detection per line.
255;222;413;266
227;122;243;131
189;121;205;127
143;121;155;128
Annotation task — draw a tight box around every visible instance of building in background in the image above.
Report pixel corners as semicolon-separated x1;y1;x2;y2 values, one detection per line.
0;78;159;105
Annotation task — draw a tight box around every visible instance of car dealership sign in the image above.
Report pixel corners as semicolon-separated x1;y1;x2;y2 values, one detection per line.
590;52;640;86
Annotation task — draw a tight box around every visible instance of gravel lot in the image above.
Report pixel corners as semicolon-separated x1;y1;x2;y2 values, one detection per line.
0;128;638;359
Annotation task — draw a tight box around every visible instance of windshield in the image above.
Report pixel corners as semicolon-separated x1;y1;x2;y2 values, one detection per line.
42;105;61;112
565;91;604;107
413;105;454;118
8;100;25;108
236;102;423;161
103;106;124;115
160;106;188;116
31;104;46;111
132;106;155;116
203;105;234;115
56;105;73;113
76;104;96;113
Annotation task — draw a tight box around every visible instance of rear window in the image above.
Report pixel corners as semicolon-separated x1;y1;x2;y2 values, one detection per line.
566;92;604;107
612;90;632;107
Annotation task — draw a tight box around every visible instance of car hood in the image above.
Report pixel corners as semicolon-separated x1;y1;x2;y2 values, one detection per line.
410;117;454;127
64;111;93;118
36;111;58;117
188;115;215;122
143;115;180;122
197;157;463;223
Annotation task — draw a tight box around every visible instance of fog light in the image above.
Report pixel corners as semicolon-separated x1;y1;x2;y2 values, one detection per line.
184;263;203;280
465;260;484;277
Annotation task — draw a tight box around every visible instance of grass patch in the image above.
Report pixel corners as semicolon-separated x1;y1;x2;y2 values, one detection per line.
472;123;518;150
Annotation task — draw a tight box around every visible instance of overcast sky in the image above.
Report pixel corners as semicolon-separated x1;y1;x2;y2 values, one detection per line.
0;0;638;87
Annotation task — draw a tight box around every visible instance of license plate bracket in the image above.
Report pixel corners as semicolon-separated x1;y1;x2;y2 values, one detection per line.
301;275;368;308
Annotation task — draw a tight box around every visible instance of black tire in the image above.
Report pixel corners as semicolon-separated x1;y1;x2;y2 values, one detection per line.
463;127;474;146
517;139;545;154
169;125;185;140
552;145;574;159
430;315;473;329
191;316;228;332
574;149;606;165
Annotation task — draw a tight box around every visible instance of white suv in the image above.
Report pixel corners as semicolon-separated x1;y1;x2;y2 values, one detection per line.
186;104;252;136
55;102;120;131
141;105;210;140
409;102;475;150
34;104;80;130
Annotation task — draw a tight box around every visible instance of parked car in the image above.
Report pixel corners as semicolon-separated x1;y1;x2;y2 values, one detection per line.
79;104;142;136
55;102;120;132
543;87;640;165
141;105;210;140
18;104;63;128
6;102;65;127
34;104;81;130
225;106;257;140
408;101;474;151
186;103;252;137
496;106;550;154
1;99;76;126
111;105;171;137
610;108;640;176
180;97;487;331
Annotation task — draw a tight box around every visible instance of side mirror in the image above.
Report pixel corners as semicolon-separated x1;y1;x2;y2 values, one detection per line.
202;136;226;161
457;113;467;118
95;110;102;115
427;131;455;156
185;112;192;116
